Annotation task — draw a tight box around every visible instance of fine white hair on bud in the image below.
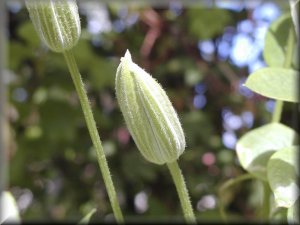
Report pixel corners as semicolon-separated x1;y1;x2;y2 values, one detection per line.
25;0;81;52
116;50;186;165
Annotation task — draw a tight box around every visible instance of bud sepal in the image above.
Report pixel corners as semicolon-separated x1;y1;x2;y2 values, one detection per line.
116;50;186;165
25;0;81;52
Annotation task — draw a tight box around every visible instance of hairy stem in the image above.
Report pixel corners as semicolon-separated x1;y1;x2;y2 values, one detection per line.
167;161;196;223
63;50;124;223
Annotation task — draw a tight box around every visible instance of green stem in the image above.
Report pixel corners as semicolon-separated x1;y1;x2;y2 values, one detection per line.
63;50;124;224
271;27;295;123
218;200;228;224
167;161;196;223
261;181;271;220
218;173;254;223
219;173;254;192
271;100;283;123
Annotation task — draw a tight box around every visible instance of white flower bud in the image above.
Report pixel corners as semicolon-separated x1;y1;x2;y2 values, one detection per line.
116;50;186;165
25;0;81;52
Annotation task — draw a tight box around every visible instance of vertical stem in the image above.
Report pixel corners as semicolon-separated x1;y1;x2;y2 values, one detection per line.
271;100;283;123
218;199;228;223
63;50;124;223
167;161;196;223
0;0;7;196
271;27;295;123
261;181;271;220
218;173;254;223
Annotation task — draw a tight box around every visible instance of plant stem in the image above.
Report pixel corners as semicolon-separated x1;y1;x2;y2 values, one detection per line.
219;173;254;193
167;161;196;223
267;26;295;221
271;27;295;123
218;173;254;223
261;181;271;220
271;100;283;123
63;50;124;224
218;199;228;224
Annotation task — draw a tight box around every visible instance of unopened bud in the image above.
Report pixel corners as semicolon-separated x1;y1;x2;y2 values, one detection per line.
25;0;81;52
116;50;186;165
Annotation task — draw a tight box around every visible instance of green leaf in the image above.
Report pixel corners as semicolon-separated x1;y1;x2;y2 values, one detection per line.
263;13;296;67
267;146;299;208
236;123;297;180
244;67;299;102
287;199;299;224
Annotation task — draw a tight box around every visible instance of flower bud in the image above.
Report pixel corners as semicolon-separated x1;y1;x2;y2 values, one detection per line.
116;50;186;165
25;0;81;52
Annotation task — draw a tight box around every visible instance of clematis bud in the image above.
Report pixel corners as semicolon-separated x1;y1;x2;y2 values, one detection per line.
115;50;186;165
25;0;81;52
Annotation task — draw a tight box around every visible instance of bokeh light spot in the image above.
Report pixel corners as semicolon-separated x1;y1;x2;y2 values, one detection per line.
202;152;216;166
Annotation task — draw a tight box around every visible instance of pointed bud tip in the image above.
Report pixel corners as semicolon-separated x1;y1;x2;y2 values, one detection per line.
121;49;132;63
125;50;131;58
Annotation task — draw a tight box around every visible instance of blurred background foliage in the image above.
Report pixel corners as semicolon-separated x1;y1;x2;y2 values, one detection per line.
4;0;295;222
